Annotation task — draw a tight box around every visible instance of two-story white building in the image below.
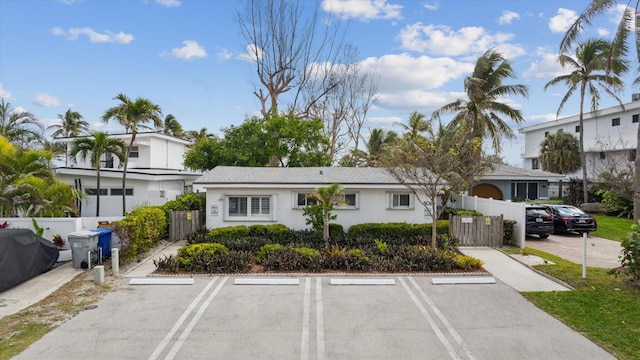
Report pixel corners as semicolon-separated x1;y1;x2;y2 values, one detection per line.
519;98;639;180
54;132;201;216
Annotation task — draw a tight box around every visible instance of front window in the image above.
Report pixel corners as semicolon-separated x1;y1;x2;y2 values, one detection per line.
390;193;412;209
227;195;272;219
296;193;318;208
336;192;358;209
531;158;539;170
110;188;134;196
86;188;108;196
612;118;620;126
129;146;139;158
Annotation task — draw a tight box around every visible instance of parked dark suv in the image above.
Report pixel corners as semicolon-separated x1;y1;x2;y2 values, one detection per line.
525;206;554;239
544;204;597;234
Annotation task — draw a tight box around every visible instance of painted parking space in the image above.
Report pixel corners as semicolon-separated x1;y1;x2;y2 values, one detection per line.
15;276;614;360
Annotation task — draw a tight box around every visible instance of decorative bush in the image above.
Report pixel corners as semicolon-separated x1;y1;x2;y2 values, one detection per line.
155;250;253;273
162;193;205;213
177;243;228;270
503;220;517;246
346;221;449;247
248;224;290;242
113;206;167;261
454;254;484;270
208;225;250;239
609;220;640;281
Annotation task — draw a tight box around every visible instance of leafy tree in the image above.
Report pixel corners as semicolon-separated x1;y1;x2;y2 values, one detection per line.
432;49;529;153
544;38;628;205
69;132;127;216
0;136;54;217
157;114;184;138
308;183;346;247
539;131;581;174
102;93;162;215
47;108;89;166
366;128;398;166
184;127;214;143
397;111;430;143
561;3;640;222
17;176;82;217
183;114;330;171
381;121;495;248
0;98;43;149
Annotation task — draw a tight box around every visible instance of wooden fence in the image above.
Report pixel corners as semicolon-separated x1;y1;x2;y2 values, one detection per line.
449;215;504;247
169;210;204;241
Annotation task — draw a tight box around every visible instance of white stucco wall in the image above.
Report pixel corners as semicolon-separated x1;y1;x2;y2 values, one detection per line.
205;186;432;231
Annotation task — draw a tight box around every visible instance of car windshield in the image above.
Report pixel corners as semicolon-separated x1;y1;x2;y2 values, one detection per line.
556;206;585;216
527;209;549;216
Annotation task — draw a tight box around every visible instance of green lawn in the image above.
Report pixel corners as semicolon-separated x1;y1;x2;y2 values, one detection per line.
519;247;640;360
591;215;635;241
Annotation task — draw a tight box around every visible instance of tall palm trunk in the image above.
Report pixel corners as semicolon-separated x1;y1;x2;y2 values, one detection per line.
96;167;101;217
579;82;588;205
122;132;135;216
635;124;640;222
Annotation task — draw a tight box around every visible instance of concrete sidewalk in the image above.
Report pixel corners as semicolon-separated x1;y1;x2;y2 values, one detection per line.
459;247;570;292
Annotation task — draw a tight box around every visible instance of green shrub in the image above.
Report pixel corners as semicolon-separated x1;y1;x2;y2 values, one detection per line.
208;225;250;239
609;220;640;281
503;220;517;246
113;206;167;261
256;244;284;263
177;243;229;270
346;221;449;247
455;254;484;270
162;193;205;213
185;228;209;244
248;224;290;242
374;239;388;254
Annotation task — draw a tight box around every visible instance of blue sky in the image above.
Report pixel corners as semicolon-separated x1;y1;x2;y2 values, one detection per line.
1;0;636;166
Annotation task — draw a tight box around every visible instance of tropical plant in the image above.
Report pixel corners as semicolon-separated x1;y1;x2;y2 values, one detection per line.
366;128;397;166
539;131;581;174
397;111;430;143
157;114;184;138
309;184;346;247
561;0;640;223
47;108;89;166
184;127;214;143
69;132;127;216
102;93;162;215
544;38;628;205
432;48;529;153
0;136;54;217
0;98;43;149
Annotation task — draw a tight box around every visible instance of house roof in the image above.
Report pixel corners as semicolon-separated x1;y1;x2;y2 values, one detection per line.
53;131;193;146
195;166;403;185
55;167;202;181
483;164;566;181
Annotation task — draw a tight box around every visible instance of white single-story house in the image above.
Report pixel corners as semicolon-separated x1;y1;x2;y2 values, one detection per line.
194;166;435;231
54;132;201;216
470;164;567;201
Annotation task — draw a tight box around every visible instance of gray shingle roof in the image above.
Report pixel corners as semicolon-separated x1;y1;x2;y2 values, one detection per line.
484;164;566;180
194;166;401;185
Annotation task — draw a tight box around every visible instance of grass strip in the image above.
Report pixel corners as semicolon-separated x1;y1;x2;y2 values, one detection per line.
591;215;634;241
520;247;640;360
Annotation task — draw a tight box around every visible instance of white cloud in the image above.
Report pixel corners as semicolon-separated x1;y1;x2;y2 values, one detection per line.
156;0;180;7
397;23;524;58
522;50;565;80
51;27;134;44
0;83;13;100
498;10;520;25
366;116;401;128
216;48;233;61
423;2;439;11
548;8;578;33
32;93;63;107
169;40;207;60
321;0;402;21
236;44;264;62
597;28;610;36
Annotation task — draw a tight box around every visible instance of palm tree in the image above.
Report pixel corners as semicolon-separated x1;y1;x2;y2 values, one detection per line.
561;1;640;222
69;132;127;216
397;111;430;142
102;93;162;215
544;38;628;205
157;114;184;138
47;108;90;166
432;48;529;153
366;128;397;166
309;183;346;247
0;98;43;149
539;131;581;174
184;127;214;143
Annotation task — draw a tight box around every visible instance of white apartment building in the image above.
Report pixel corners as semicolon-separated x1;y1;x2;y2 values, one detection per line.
54;132;201;216
519;98;639;180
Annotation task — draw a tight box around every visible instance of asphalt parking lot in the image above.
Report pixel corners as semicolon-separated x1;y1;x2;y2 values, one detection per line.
526;233;622;269
15;275;613;360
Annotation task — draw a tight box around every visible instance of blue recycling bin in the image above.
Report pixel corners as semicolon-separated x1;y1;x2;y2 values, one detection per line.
91;228;112;259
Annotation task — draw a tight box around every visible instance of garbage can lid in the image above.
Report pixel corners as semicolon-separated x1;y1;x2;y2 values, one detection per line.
68;230;100;238
91;228;112;234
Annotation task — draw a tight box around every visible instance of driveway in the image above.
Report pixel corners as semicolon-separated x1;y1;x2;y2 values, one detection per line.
15;275;613;360
525;233;623;269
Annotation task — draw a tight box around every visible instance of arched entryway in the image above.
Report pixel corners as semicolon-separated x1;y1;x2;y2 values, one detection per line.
471;183;503;200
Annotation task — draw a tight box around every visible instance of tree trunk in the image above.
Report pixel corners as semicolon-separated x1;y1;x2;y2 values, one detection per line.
96;168;101;217
323;211;330;248
123;132;136;216
579;83;588;206
431;202;437;249
634;123;640;223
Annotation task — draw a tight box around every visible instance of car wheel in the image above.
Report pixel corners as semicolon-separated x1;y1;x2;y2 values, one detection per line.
539;234;549;239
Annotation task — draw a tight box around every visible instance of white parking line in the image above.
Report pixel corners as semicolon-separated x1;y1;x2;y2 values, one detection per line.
300;278;311;360
148;277;219;360
330;278;395;285
316;277;325;360
165;276;229;360
408;277;476;360
398;277;461;360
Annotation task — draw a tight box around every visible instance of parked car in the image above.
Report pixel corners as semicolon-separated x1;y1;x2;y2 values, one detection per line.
544;204;597;234
525;206;554;239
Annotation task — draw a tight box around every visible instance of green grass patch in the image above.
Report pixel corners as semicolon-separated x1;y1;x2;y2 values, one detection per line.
522;247;640;360
591;215;634;241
